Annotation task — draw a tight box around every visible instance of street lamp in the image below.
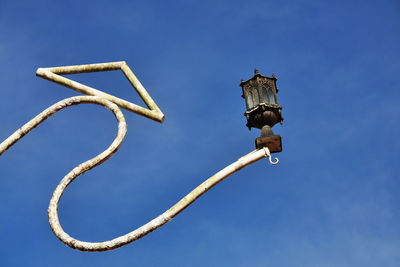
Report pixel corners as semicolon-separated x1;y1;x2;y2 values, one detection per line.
0;61;281;252
240;68;283;152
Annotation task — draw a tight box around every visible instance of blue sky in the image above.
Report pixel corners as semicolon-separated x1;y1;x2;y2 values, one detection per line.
0;0;399;266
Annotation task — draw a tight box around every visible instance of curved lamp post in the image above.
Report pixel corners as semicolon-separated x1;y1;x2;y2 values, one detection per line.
0;62;282;251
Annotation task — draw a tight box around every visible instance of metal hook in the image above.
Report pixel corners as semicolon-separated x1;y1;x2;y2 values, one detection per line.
269;156;279;165
262;147;279;165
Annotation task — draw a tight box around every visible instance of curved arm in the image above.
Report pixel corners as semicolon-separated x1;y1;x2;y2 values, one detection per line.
0;96;126;156
0;95;272;252
52;147;268;252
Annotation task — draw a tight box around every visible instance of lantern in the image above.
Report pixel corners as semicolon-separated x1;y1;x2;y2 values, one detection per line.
240;69;283;152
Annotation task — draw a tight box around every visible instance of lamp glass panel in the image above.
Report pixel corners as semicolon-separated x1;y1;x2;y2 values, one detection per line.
262;87;268;103
247;91;254;108
268;88;276;104
253;89;259;105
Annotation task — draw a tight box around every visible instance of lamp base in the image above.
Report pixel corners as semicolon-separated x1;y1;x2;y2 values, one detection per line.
255;135;282;153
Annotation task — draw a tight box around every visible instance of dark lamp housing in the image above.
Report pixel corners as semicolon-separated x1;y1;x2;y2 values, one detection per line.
240;69;283;152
